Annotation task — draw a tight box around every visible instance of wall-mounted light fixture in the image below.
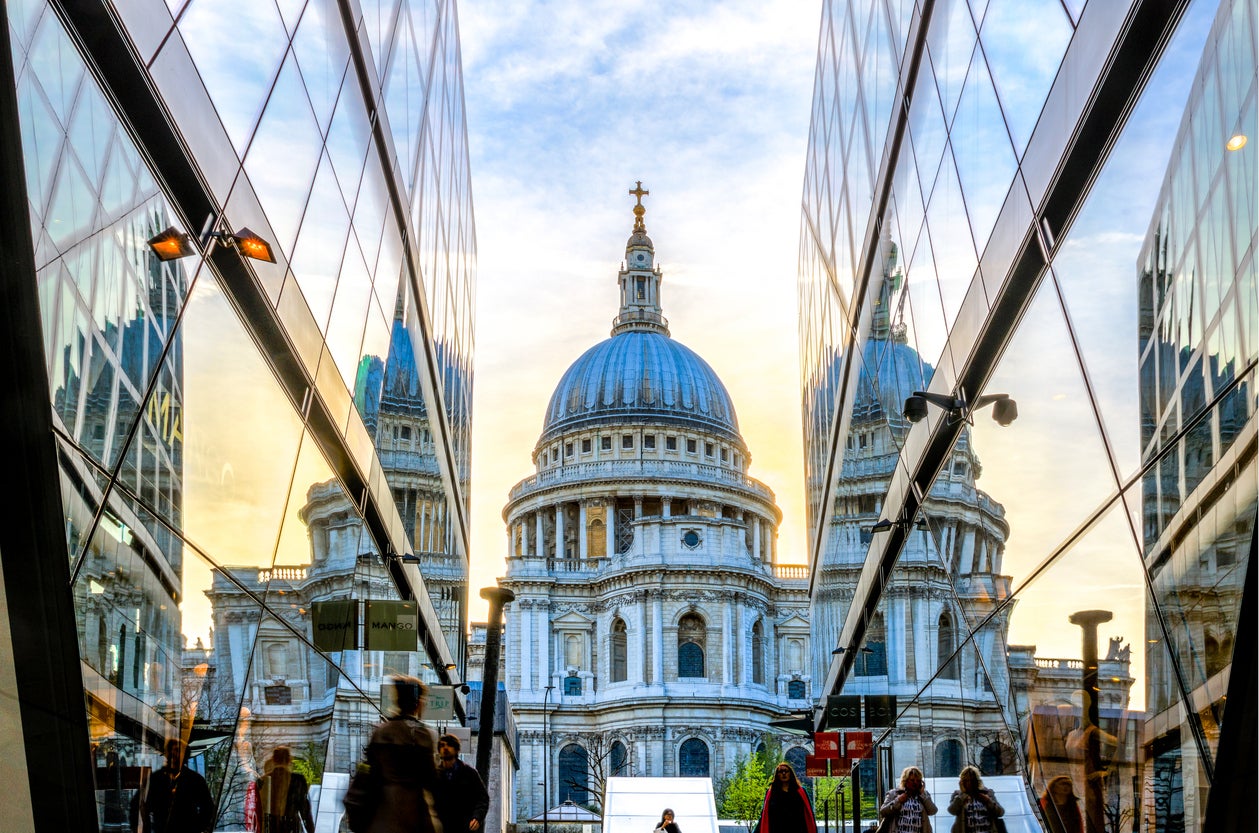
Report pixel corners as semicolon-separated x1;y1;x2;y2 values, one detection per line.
145;224;276;263
903;389;1017;426
869;516;929;534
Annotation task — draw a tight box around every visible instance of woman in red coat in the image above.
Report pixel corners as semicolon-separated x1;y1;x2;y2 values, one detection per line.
755;763;817;833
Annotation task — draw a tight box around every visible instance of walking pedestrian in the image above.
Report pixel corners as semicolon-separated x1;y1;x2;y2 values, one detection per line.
946;766;1003;833
754;762;817;833
878;766;938;832
433;733;489;833
138;738;218;833
344;676;439;833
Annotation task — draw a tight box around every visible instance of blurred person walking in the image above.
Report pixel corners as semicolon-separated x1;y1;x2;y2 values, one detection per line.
754;762;817;833
344;676;439;833
433;733;489;833
878;766;938;832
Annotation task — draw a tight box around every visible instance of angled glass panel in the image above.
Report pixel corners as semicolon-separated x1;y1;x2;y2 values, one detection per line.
924;151;978;338
949;50;1017;256
243;51;322;259
325;236;372;391
326;68;372;206
178;0;288;154
292;0;350;136
926;0;976;132
290;153;351;332
977;0;1073;158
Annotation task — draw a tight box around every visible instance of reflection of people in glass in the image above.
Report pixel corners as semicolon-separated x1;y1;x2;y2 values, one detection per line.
138;739;217;833
362;676;439;833
1038;776;1083;833
946;766;1003;833
654;808;681;833
261;746;315;833
755;763;817;833
879;766;938;832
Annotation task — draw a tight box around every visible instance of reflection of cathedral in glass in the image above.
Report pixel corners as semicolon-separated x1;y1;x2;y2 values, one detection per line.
502;194;811;820
205;292;469;781
812;234;1019;776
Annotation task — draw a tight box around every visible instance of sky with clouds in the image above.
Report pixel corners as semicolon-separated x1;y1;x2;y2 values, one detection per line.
459;0;824;616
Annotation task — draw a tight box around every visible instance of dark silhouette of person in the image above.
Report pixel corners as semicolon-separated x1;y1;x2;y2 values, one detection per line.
433;733;490;833
755;762;817;833
261;745;316;833
138;738;217;833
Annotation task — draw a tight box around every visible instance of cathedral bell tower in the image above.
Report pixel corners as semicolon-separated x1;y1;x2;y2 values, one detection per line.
612;181;669;336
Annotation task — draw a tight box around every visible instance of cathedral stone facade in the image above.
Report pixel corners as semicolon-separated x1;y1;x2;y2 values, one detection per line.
501;189;810;818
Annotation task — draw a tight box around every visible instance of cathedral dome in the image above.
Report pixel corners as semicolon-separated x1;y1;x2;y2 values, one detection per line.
540;330;740;443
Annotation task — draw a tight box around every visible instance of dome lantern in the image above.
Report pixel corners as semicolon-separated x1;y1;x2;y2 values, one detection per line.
614;182;667;336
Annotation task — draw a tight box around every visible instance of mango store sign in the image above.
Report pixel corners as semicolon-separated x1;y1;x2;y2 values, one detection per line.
366;600;419;651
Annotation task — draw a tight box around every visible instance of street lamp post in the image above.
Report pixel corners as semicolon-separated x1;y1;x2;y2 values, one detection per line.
1070;609;1113;833
543;684;554;833
475;585;515;783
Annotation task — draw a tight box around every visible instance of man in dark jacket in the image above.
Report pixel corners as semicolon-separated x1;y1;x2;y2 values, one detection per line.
433;734;490;833
139;739;217;833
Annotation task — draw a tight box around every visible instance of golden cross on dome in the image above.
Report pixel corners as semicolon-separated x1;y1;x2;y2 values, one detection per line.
629;181;649;232
629;181;649;206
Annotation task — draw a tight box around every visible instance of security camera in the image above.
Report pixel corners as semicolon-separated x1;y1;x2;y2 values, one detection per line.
903;395;929;422
991;398;1018;426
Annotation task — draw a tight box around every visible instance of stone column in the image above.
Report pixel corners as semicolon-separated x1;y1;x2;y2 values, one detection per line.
722;598;734;684
652;594;664;684
912;597;929;682
752;516;761;561
606;499;616;556
662;498;672;518
634;496;643;518
537;602;550;691
578;502;588;558
555;504;565;560
520;602;534;690
634;598;647;683
535;512;544;561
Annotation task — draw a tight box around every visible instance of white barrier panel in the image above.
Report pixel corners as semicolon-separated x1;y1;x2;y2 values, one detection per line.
604;777;720;833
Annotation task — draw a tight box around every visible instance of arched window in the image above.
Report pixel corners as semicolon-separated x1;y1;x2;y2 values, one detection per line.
558;743;589;803
565;634;583;668
678;614;706;678
751;620;765;685
564;675;581;695
611;618;628;682
588;518;607;558
938;611;960;679
787;679;806;699
980;741;1016;775
857;613;887;676
678;738;710;777
610;741;629;777
935;740;963;777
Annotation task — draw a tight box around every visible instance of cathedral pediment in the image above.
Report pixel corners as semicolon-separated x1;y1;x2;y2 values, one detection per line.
778;614;809;630
552;610;594;627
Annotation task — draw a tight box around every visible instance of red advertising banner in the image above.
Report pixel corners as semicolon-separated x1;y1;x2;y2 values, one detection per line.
244;780;258;831
804;755;830;777
831;757;853;776
844;730;874;759
814;731;841;759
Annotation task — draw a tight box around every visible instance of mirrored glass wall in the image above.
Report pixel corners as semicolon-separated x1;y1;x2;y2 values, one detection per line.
800;1;1255;831
5;0;475;828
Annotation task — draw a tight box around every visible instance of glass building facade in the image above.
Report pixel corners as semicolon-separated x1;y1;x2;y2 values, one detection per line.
0;0;475;829
799;1;1254;831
